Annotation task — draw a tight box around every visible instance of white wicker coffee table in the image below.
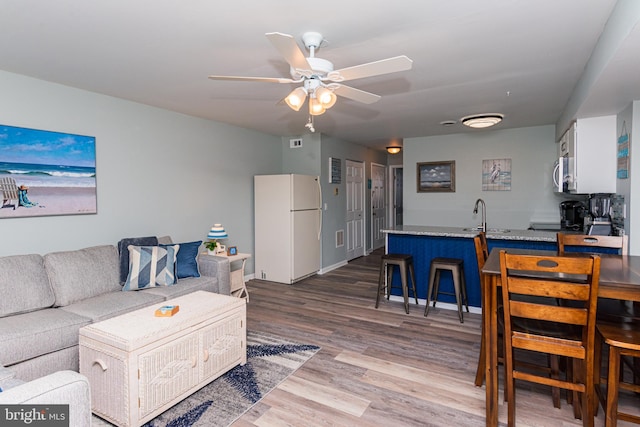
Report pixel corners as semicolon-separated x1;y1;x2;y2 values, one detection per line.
79;290;246;427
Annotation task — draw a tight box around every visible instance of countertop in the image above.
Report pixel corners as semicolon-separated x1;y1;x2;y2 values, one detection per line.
382;225;558;242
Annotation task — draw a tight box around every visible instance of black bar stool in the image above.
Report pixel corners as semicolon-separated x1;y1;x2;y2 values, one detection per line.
425;257;469;322
376;253;418;314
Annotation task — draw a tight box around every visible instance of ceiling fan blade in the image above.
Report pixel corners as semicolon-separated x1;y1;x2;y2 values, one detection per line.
265;32;312;71
208;75;296;84
332;84;381;104
328;55;413;82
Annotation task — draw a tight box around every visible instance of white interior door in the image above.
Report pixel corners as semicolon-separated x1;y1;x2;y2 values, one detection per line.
346;160;365;261
371;163;386;250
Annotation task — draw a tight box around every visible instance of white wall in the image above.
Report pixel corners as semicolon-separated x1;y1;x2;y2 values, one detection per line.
0;70;282;268
403;125;564;230
617;101;640;255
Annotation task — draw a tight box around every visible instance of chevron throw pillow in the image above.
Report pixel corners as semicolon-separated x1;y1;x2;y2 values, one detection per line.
123;245;179;291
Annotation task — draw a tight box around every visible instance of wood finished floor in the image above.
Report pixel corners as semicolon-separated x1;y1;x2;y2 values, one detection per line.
234;249;639;427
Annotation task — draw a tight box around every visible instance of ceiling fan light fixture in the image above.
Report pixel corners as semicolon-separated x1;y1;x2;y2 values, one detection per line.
315;86;337;108
285;87;308;111
309;97;326;115
461;114;504;129
386;146;402;154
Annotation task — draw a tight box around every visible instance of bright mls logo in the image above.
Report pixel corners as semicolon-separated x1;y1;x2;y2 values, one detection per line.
1;405;69;426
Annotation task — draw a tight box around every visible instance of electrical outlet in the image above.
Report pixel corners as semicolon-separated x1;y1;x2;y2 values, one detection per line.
289;138;302;148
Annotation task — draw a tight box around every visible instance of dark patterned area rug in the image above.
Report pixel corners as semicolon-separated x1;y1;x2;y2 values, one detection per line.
93;331;320;427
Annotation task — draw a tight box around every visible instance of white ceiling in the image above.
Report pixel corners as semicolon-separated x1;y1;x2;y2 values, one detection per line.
1;0;636;152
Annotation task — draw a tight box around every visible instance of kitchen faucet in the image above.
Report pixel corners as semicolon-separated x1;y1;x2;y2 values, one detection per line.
473;198;486;232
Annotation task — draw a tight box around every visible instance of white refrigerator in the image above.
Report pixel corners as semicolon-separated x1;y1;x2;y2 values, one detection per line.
254;174;322;284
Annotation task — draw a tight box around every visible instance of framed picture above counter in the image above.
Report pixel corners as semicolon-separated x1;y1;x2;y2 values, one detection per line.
417;160;455;192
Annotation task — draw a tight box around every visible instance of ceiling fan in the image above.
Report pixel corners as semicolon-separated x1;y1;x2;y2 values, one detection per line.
208;32;413;120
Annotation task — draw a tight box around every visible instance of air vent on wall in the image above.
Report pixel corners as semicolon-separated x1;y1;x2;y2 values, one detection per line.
336;230;344;248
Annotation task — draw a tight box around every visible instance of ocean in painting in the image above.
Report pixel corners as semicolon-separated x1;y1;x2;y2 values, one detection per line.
420;180;452;188
0;161;96;188
482;170;512;190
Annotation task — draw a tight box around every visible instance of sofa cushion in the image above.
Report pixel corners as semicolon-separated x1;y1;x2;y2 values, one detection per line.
117;236;158;283
60;290;165;322
123;245;179;291
160;240;202;279
0;254;54;317
0;308;90;367
44;245;121;307
143;275;218;300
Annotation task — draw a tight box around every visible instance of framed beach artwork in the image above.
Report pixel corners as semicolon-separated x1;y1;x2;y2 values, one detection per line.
482;158;511;191
0;123;96;219
417;161;455;192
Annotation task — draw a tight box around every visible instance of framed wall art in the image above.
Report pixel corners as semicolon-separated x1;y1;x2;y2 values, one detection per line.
482;158;511;191
329;157;341;184
417;160;455;192
0;123;97;219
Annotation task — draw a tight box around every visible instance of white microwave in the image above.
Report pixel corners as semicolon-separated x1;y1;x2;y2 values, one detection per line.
553;156;573;193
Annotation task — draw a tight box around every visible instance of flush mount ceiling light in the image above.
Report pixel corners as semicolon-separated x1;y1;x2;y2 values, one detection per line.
461;114;504;129
386;146;402;154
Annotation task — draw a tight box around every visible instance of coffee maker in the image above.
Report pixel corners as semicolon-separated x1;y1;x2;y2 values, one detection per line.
584;193;612;235
560;201;586;231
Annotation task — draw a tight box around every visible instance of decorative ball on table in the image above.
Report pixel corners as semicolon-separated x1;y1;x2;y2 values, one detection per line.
205;223;228;255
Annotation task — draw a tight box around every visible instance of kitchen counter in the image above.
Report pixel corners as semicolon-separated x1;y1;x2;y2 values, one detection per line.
382;225;558;242
381;225;560;309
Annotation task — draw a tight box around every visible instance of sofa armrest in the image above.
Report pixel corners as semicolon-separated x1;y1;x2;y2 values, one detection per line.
0;370;92;427
0;364;15;382
197;254;231;295
0;365;22;390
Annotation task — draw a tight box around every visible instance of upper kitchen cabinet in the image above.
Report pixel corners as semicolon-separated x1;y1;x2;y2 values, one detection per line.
558;115;616;194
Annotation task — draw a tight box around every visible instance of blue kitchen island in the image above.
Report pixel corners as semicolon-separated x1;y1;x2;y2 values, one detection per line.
383;226;558;309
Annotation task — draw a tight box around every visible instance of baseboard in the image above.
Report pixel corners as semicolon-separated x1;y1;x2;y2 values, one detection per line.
319;260;348;275
388;295;482;315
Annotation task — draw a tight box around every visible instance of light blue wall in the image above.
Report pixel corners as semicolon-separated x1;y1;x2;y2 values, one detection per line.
0;70;282;276
0;68;388;277
280;133;321;176
403;125;566;230
319;135;387;267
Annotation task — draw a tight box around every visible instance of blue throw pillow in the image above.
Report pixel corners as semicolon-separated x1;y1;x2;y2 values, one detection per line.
123;245;179;291
161;240;202;279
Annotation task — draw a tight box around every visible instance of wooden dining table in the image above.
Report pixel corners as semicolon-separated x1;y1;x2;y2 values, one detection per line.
480;247;640;426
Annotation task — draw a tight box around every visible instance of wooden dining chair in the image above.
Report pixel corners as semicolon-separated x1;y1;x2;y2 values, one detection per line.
557;232;639;398
557;231;635;323
499;250;601;427
473;232;491;386
594;321;640;426
557;233;628;256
